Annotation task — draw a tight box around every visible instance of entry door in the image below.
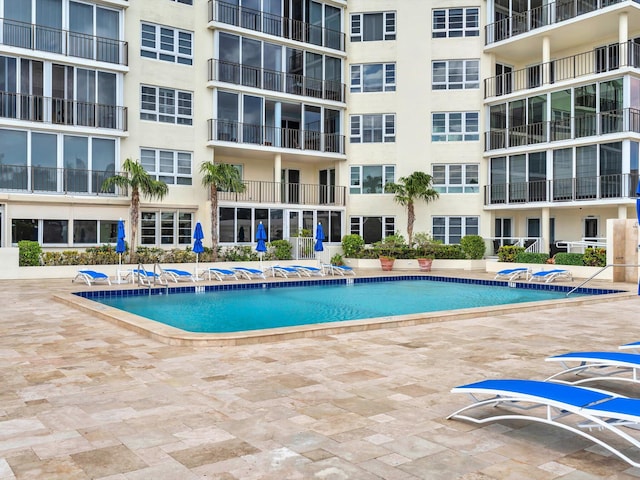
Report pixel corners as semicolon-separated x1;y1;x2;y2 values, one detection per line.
494;217;512;252
282;169;300;204
288;210;301;237
584;217;598;241
319;168;335;204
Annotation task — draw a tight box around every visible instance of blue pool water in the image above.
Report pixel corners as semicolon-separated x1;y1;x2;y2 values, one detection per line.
89;277;599;333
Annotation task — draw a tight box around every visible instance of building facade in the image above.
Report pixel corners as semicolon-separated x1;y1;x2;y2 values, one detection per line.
0;0;636;257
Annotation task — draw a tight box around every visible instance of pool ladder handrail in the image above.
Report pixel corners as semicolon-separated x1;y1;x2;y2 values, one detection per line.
566;263;638;297
136;262;169;295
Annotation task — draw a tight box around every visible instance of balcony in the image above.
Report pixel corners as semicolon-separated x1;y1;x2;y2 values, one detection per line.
0;164;124;196
0;18;128;65
219;179;346;206
484;173;639;205
0;91;127;131
208;59;345;102
208;119;345;155
485;108;640;151
486;0;638;45
485;41;640;98
208;0;345;51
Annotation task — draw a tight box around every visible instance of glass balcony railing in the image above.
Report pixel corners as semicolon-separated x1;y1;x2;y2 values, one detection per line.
485;173;639;205
485;108;640;151
208;0;345;51
208;59;345;102
0;91;127;131
219;179;346;206
208;119;345;154
0;18;128;65
486;0;637;45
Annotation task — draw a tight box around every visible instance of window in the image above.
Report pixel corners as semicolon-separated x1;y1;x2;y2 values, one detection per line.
141;23;193;65
350;12;396;42
432;164;479;193
140;85;193;125
433;8;479;37
350;114;395;143
350;165;395;194
432;60;479;89
140;148;192;185
171;0;193;4
350;63;396;92
432;216;479;244
140;211;192;246
11;219;68;245
432;112;479;141
73;220;119;244
350;216;395;244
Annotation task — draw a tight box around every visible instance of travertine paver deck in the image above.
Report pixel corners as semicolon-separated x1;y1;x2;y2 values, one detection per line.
1;273;640;479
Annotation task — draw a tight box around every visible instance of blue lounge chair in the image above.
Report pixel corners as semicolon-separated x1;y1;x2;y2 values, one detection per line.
291;265;325;276
270;265;302;278
448;378;640;468
73;270;111;286
231;267;267;279
620;341;640;351
161;268;196;283
528;269;572;283
545;351;640;385
494;267;529;281
323;264;356;276
199;268;238;281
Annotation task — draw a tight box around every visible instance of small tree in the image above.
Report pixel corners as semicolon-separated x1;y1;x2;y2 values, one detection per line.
200;162;246;261
384;171;439;246
102;158;168;260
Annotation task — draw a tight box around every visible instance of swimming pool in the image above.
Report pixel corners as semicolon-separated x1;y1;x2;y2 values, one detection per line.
69;275;625;341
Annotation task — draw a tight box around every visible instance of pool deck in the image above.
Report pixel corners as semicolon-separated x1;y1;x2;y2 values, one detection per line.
2;270;640;479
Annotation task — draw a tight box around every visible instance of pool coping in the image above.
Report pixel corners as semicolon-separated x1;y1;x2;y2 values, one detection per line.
53;275;634;346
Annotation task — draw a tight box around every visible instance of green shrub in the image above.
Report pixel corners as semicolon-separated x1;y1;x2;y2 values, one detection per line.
372;234;406;259
341;234;365;257
583;247;606;267
270;239;292;260
18;240;42;266
554;252;584;266
497;245;525;262
460;235;486;259
516;252;549;264
330;253;344;266
433;244;465;259
220;245;259;262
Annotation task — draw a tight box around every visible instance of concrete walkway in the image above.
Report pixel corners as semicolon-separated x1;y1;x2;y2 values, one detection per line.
1;275;640;479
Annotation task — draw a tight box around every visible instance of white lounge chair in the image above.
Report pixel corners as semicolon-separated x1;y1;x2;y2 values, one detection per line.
494;267;530;281
199;267;238;281
291;265;325;276
545;351;640;386
323;264;356;276
528;269;572;283
73;270;111;286
448;378;640;468
270;265;302;278
161;268;196;283
231;267;267;279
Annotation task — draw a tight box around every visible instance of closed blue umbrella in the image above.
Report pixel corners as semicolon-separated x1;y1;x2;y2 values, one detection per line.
116;219;126;266
314;222;325;252
193;222;204;275
256;222;267;268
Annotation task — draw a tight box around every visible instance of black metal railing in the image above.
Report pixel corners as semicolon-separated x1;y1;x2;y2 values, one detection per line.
208;119;345;154
485;108;640;151
485;40;640;98
208;0;345;51
0;18;128;65
0;165;124;195
0;91;127;131
219;179;346;206
484;173;639;205
486;0;635;45
208;59;345;102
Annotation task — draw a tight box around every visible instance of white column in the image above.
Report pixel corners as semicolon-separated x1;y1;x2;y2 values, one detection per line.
619;12;629;45
274;153;282;203
619;205;628;219
274;102;282;147
542;36;551;85
541;207;550;254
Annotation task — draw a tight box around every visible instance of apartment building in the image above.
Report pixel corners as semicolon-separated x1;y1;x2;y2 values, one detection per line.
0;0;635;257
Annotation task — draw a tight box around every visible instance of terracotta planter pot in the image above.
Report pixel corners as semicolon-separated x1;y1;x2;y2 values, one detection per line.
417;258;433;272
379;257;395;271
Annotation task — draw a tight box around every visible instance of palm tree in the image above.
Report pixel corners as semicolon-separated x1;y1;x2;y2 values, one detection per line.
102;158;168;260
384;171;439;246
200;161;246;261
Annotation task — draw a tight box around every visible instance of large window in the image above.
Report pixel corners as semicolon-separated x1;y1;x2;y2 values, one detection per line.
12;218;68;245
140;85;193;125
73;219;119;244
350;165;395;194
141;23;193;65
140;149;192;185
432;216;479;244
432;112;479;141
432;164;479;193
432;60;479;89
350;12;396;42
350;114;395;143
432;8;479;38
140;211;192;246
350;216;395;244
350;63;395;92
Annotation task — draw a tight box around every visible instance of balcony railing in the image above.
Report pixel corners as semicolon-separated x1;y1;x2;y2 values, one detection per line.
0;18;128;65
484;173;639;205
208;119;345;154
485;108;640;151
0;164;123;196
219;179;346;206
485;40;640;98
208;0;345;51
486;0;636;45
208;59;345;102
0;91;127;131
